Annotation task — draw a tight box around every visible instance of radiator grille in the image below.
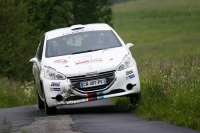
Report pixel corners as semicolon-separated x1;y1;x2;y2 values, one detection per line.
67;70;115;92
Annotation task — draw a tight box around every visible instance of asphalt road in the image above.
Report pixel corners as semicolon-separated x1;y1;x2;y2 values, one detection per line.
0;99;199;133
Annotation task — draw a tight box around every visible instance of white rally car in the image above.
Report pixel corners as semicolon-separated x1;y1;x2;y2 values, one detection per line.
30;23;140;115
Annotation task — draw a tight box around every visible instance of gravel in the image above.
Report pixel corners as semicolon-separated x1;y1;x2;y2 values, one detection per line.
13;115;80;133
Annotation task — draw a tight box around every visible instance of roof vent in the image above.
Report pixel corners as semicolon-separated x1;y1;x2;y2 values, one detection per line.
71;24;85;30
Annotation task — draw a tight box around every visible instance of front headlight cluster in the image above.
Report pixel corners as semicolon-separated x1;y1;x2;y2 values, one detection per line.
44;66;66;80
117;55;135;71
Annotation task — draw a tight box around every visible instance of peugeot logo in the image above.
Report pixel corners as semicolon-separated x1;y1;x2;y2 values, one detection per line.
85;71;99;77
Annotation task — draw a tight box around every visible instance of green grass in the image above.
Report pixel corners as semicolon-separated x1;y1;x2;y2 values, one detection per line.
112;0;200;66
113;55;200;129
138;55;200;129
0;77;36;108
112;0;200;130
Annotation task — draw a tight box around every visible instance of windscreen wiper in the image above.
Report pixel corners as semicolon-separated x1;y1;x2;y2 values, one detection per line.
71;50;95;55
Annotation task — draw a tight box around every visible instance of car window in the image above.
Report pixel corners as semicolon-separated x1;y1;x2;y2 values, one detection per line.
46;30;122;57
37;35;45;61
67;35;84;46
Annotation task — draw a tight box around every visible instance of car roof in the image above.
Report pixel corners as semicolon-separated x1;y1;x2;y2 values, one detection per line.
45;23;112;36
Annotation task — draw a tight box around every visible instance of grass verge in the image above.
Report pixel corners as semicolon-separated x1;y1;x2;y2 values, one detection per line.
113;54;200;130
0;77;36;108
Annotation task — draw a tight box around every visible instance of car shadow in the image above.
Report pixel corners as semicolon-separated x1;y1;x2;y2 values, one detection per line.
57;99;128;115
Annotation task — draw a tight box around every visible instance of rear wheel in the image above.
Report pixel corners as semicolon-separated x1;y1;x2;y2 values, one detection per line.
129;93;141;105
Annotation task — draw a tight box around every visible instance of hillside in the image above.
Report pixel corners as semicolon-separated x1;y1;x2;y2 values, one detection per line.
112;0;200;130
112;0;200;66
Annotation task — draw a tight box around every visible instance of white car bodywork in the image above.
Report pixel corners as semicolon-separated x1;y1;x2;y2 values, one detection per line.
30;23;140;115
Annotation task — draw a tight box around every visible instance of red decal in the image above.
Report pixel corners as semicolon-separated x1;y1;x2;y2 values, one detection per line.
75;58;103;65
54;59;68;64
76;60;90;65
88;93;93;101
88;97;93;101
88;93;93;97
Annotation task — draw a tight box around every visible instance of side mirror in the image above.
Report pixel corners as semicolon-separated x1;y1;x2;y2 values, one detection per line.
126;43;134;49
30;58;37;63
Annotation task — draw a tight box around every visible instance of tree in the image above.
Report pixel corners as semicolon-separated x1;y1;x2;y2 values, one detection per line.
72;0;112;26
26;0;73;31
0;0;113;81
0;0;33;80
26;0;112;31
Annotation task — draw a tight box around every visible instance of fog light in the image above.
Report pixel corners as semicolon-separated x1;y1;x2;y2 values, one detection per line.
56;94;63;102
126;83;133;90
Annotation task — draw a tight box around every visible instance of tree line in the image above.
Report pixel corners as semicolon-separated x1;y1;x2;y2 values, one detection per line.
109;0;131;4
0;0;112;82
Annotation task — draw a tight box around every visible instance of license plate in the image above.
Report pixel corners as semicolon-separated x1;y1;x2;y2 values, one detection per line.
80;78;107;88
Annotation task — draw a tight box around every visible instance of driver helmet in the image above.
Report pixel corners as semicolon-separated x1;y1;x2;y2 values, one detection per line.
98;33;104;44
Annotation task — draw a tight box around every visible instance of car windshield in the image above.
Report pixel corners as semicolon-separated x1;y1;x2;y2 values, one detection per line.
45;30;122;57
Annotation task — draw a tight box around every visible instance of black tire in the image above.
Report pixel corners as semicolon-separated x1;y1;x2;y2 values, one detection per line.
40;82;57;115
34;79;45;110
37;92;45;110
129;93;141;105
44;98;57;115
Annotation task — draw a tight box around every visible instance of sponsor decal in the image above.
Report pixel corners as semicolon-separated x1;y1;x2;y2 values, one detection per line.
63;91;104;104
75;58;103;65
66;98;87;104
128;74;135;79
126;70;133;75
51;82;60;86
126;74;135;80
62;29;93;36
53;88;61;91
87;91;104;101
53;59;68;64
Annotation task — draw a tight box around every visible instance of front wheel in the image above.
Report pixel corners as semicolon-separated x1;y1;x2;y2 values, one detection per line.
129;93;141;105
44;98;57;115
37;92;45;110
41;82;57;115
34;80;44;110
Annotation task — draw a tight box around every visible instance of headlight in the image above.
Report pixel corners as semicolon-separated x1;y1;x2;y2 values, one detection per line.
117;55;135;71
44;66;66;80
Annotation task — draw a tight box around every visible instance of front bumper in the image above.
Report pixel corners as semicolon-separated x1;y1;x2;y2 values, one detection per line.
43;65;140;107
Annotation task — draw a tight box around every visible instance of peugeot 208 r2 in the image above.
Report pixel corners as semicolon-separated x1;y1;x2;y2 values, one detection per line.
30;23;140;115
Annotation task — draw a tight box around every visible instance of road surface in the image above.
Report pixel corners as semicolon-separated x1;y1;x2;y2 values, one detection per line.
0;99;199;133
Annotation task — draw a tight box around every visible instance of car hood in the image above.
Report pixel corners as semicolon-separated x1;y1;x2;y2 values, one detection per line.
44;47;128;77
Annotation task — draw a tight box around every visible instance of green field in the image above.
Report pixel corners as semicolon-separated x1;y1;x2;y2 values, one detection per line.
112;0;200;130
112;0;200;65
